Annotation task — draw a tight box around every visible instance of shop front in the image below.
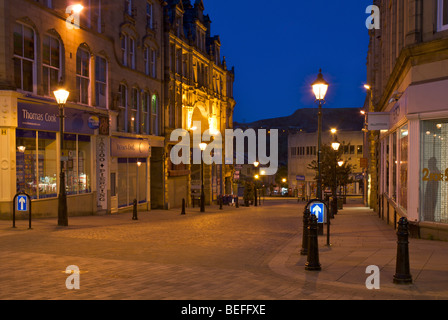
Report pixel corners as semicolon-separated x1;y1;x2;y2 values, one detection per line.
110;137;151;213
378;78;448;240
15;100;98;218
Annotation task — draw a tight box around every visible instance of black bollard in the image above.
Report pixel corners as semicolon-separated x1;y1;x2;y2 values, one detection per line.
236;196;239;208
181;198;186;215
300;207;311;256
254;189;258;207
305;214;321;271
219;196;223;210
393;217;413;284
132;199;138;220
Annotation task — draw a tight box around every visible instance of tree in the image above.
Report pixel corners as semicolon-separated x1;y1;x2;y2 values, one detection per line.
307;144;356;196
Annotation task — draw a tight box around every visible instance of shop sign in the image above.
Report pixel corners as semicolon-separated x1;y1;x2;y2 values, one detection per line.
296;175;306;181
111;138;151;158
18;103;60;131
368;112;390;131
65;109;97;135
97;137;109;210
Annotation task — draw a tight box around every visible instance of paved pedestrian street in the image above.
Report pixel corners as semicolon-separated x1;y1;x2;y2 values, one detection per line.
0;199;448;301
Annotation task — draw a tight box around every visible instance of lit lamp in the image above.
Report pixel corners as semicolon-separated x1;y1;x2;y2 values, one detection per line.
331;134;341;217
54;88;70;227
311;69;329;200
199;143;207;213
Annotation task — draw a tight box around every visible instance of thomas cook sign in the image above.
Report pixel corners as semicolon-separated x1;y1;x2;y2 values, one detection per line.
111;138;150;158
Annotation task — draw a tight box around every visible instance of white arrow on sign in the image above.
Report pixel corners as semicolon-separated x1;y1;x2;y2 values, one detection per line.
312;205;322;216
18;197;26;211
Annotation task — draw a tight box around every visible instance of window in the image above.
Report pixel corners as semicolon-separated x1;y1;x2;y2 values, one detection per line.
146;2;153;29
76;47;90;104
129;88;138;133
141;92;150;134
150;48;157;78
118;84;127;132
129;38;135;69
16;130;57;199
438;0;448;31
144;47;149;75
95;56;107;108
125;0;133;16
151;95;159;135
118;158;147;208
63;134;92;195
121;35;128;66
350;145;355;155
14;23;35;93
121;34;135;69
421;120;448;223
42;35;60;97
392;132;397;201
398;125;408;211
357;145;363;155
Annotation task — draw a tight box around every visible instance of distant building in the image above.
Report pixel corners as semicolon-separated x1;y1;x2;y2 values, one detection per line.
288;131;364;200
366;0;448;239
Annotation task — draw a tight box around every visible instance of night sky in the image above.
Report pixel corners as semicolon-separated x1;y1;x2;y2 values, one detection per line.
204;0;372;123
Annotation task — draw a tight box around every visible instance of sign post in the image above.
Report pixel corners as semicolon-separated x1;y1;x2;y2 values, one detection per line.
13;192;32;229
306;199;330;243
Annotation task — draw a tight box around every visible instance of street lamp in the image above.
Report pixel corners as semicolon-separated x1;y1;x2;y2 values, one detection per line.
312;69;329;200
199;142;207;213
54;88;70;227
331;134;341;216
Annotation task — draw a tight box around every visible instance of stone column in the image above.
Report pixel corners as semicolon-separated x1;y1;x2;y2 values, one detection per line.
0;91;19;216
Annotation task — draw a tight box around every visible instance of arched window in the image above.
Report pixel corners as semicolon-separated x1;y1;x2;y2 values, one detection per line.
42;34;61;97
13;22;36;93
76;46;91;104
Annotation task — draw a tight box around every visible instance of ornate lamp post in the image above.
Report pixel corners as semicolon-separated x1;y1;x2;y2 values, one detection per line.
54;89;70;227
312;69;329;200
199;143;207;213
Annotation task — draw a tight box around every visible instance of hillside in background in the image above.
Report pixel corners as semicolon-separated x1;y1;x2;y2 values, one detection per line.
233;107;365;167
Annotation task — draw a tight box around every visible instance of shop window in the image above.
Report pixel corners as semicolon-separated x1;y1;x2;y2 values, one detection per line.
16;130;57;199
438;0;448;31
118;158;147;208
63;134;92;195
398;125;408;211
13;22;35;93
421;120;448;223
43;35;61;97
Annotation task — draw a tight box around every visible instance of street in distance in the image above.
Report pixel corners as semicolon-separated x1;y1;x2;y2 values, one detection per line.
181;305;267;317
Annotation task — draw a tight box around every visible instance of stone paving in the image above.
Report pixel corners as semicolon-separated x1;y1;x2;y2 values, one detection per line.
0;198;447;301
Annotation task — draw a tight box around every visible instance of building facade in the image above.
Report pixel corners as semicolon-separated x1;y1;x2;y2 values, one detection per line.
288;130;365;200
366;0;448;239
162;0;236;209
0;0;235;218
